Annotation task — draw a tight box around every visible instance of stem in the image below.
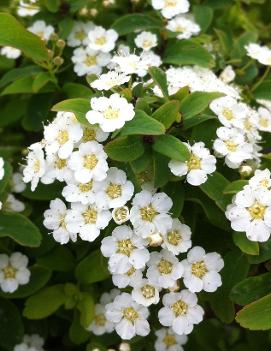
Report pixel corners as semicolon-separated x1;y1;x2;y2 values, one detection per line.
251;65;271;92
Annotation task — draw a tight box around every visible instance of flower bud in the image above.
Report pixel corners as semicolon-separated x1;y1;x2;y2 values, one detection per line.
119;342;131;351
148;232;163;247
239;165;253;178
53;56;64;66
56;39;66;48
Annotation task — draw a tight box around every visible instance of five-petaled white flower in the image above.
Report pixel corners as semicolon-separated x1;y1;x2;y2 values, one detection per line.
28;20;54;41
131;277;160;306
151;0;190;19
67;21;94;47
88;26;118;52
23;142;46;191
245;43;271;66
91;71;130;91
155;328;188;351
72;47;111;76
0;46;21;59
166;15;200;40
135;31;158;51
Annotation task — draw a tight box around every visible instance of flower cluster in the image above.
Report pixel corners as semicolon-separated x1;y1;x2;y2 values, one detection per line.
226;169;271;242
14;334;45;351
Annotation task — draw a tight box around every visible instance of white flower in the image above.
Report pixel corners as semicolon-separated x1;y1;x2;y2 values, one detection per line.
182;246;224;293
86;93;135;132
41;155;73;185
65;202;111;242
101;225;150;274
130;190;173;238
43;198;76;244
135;31;158;51
140;50;162;74
4;194;25;212
256;107;271;132
105;292;150;340
68;141;108;183
17;0;40;17
0;46;21;59
213;127;253;169
80;125;109;143
44;115;83;159
28;20;54;41
155;328;188;351
161;218;192;255
88;26;118;52
169;142;216;186
62;179;101;205
72;47;111;76
0;252;30;293
249;169;271;190
166;15;200;40
23;142;46;191
158;290;204;335
220;65;236;83
96;167;134;209
245;43;271;66
151;0;190;18
67;21;94;47
225;186;271;242
87;303;114;335
132;278;160;306
14;334;44;351
112;206;130;225
91;71;130;91
112;54;142;76
146;249;184;289
0;157;4;180
209;96;247;128
112;266;143;288
11;172;26;193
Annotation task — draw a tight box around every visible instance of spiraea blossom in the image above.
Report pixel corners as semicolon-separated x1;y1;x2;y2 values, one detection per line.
86;93;135;132
182;246;224;293
112;206;130;225
131;277;160;306
166;15;200;40
101;225;150;274
17;0;40;17
169;142;216;186
23;142;46;191
245;43;271;66
67;21;94;47
155;328;188;351
14;334;45;351
134;31;158;51
0;252;30;293
88;26;118;52
226;181;271;242
90;71;130;91
28;20;54;41
151;0;190;19
4;194;25;212
0;46;21;59
105;292;150;340
158;290;204;335
62;178;101;205
256;107;271;132
72;47;111;76
0;157;4;180
112;265;143;289
220;65;236;83
130;190;173;238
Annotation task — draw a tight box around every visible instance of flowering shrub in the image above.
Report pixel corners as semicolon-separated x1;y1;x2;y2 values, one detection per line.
1;0;271;350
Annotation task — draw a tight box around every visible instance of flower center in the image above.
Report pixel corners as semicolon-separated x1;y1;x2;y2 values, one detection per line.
75;29;86;40
33;159;41;173
104;107;120;119
248;202;266;220
158;258;173;275
57;130;69;145
167;230;182;246
3;265;17;279
259;117;269;128
142;39;152;49
95;36;107;45
117;239;135;256
123;307;138;323
83;127;96;142
260;179;270;188
106;183;122;199
140;205;157;222
163;334;177;347
222;108;234;121
55;157;67;169
187;154;201;171
83;154;98;169
244;118;253;131
175;25;184;33
83;208;97;224
94;313;106;326
191;260;208;278
225;140;238;152
114;207;129;222
141;284;155;299
171;299;188;317
84;55;97;66
59;215;67;229
126;266;136;276
165;0;177;7
79;181;93;192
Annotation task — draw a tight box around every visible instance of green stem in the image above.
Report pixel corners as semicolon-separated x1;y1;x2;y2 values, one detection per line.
251;65;271;92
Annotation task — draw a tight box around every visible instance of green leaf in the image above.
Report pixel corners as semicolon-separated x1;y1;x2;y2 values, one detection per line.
0;298;24;350
180;92;223;119
183;113;216;130
76;250;110;284
0;99;27;127
153;134;190;162
32;72;53;93
223;180;248;195
200;172;231;211
163;182;185;217
0;65;42;88
0;212;42;247
0;13;49;62
52;98;90;124
77;292;95;328
236;293;271;330
44;0;60;12
152;100;180;129
247;241;271;264
231;272;271;306
63;82;92;99
193;5;213;32
1;76;34;95
105;136;144;162
69;313;90;345
0;266;51;299
23;285;66;319
120;110;165;136
0;160;12;194
112;13;162;35
253;80;271;100
153;152;172;188
163;40;215;68
22;182;63;200
37;246;75;272
233;232;259;256
149;67;168;98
